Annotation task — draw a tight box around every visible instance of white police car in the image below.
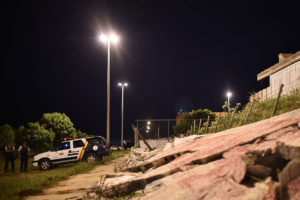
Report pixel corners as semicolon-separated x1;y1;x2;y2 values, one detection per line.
32;136;110;170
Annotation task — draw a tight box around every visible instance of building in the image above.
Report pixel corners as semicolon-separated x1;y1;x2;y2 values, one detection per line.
252;51;300;101
214;112;227;117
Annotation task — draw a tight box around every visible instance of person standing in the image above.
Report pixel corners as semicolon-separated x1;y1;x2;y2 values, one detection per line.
4;142;15;172
18;141;30;172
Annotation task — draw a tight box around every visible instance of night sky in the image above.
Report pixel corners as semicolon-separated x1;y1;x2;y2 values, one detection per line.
1;1;300;144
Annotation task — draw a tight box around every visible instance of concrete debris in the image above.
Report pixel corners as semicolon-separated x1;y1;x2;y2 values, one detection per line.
139;139;169;149
287;176;300;200
97;109;300;199
125;147;160;169
86;191;96;199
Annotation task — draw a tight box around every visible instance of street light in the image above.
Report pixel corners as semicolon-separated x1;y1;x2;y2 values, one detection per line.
99;32;119;146
118;82;128;149
226;91;232;113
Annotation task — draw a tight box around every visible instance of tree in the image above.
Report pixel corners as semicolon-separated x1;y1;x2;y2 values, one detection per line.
15;125;26;147
26;122;55;151
74;130;88;138
0;124;15;149
15;123;55;151
39;112;76;145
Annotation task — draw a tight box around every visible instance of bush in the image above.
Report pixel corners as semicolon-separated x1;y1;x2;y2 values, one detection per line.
173;109;216;136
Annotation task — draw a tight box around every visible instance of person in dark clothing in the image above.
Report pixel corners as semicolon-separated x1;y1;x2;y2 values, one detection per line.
18;141;30;172
4;142;15;172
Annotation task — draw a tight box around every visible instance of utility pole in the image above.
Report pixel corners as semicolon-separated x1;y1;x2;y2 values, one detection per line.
118;82;128;149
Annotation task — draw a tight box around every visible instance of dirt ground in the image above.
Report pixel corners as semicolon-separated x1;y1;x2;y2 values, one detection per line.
26;155;129;200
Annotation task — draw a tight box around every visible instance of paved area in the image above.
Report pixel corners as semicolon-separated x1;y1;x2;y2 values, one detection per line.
26;155;128;200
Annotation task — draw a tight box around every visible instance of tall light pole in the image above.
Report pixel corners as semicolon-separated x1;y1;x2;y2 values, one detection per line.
226;91;232;113
118;82;128;149
99;33;119;146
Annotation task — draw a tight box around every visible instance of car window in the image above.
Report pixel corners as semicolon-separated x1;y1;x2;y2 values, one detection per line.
87;138;100;145
57;142;70;150
97;138;105;145
73;140;85;148
87;138;105;145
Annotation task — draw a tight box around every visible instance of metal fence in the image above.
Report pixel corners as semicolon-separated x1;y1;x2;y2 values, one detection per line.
133;118;211;147
135;119;176;141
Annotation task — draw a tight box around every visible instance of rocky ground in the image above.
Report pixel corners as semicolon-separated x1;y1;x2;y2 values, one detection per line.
98;109;300;200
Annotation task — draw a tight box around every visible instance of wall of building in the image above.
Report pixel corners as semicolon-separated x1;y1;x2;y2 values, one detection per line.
270;60;300;96
251;61;300;102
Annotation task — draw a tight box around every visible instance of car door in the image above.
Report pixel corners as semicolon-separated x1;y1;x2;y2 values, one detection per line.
51;141;72;163
72;139;87;160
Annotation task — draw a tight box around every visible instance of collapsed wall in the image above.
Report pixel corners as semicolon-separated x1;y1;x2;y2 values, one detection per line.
138;138;169;149
97;109;300;200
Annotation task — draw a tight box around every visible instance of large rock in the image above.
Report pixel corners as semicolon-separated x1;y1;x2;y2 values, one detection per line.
98;109;300;199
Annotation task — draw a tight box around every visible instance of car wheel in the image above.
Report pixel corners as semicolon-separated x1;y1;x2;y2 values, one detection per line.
86;153;97;163
39;159;52;170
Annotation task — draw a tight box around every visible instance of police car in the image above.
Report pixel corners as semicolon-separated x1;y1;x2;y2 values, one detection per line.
32;136;110;170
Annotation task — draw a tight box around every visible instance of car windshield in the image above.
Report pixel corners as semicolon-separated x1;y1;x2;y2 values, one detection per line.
54;142;70;150
87;137;104;145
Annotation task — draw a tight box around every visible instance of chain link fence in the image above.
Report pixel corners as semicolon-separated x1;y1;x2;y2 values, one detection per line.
133;118;211;148
135;119;176;140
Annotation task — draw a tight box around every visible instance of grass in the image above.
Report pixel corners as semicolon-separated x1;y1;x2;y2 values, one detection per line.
116;192;144;199
197;89;300;134
0;150;129;200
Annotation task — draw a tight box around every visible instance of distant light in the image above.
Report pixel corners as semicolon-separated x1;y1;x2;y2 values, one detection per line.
118;82;128;87
146;126;150;130
99;34;108;43
146;130;149;133
147;121;151;125
226;92;232;98
110;33;119;44
98;33;119;44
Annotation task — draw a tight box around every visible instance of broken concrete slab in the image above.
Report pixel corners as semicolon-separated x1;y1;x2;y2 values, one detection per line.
127;118;300;173
139;139;169;149
287;176;300;200
97;109;300;199
277;159;300;199
277;137;300;160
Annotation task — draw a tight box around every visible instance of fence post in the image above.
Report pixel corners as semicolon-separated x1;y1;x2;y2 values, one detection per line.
168;120;170;142
205;115;210;133
214;116;220;133
193;120;196;134
186;129;189;136
198;119;202;130
132;124;152;151
271;84;284;117
158;124;160;139
243;100;255;125
135;121;139;147
228;105;239;129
